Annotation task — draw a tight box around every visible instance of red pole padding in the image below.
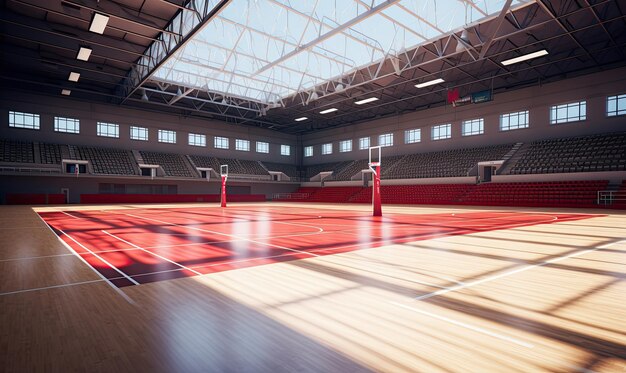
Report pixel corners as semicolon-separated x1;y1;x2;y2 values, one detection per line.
372;165;382;216
221;175;227;207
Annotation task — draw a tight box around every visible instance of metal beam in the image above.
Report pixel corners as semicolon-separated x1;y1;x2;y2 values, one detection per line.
253;0;402;76
479;0;514;59
117;0;232;104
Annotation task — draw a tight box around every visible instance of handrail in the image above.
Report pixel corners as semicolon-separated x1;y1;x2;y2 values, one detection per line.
597;190;626;205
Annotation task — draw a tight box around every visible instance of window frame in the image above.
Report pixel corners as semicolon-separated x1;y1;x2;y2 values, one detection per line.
461;118;484;136
256;141;269;153
339;139;352;153
321;143;333;155
96;122;120;138
214;136;229;149
304;145;313;157
500;110;529;131
431;123;452;141
9;111;40;130
280;144;291;156
378;133;393;147
130;126;149;141
404;128;421;144
607;94;626;117
188;133;206;147
549;100;587;124
235;139;250;151
158;129;176;144
54;116;80;134
359;137;370;150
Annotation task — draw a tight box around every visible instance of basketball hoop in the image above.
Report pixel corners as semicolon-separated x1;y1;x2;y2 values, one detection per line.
368;146;382;217
220;164;228;207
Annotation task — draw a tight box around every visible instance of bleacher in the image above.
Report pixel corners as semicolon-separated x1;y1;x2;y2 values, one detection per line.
76;146;137;175
282;180;610;208
216;158;268;176
189;154;221;171
39;143;68;164
0;139;34;163
458;180;608;208
387;144;514;179
140;151;194;177
261;162;299;177
509;132;626;174
304;162;342;179
329;155;405;181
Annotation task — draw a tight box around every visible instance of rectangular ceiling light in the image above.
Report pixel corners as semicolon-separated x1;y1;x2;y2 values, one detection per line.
355;97;379;105
415;78;445;88
61;89;71;96
295;117;308;122
77;47;92;61
89;13;109;34
501;49;548;66
319;108;338;114
68;72;80;82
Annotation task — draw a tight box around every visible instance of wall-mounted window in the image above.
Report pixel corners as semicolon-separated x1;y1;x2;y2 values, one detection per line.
236;139;250;151
304;146;313;157
97;122;119;138
322;143;333;155
130;126;148;141
214;136;229;149
607;94;626;117
54;116;80;134
339;140;352;152
280;144;290;156
188;133;206;147
550;100;586;124
431;124;451;140
359;137;370;150
9;111;40;130
378;133;393;147
158;129;176;143
256;141;269;153
500;110;529;131
461;118;484;136
404;129;421;144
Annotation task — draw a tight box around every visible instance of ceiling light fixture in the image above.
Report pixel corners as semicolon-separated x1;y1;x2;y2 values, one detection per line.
89;13;109;34
355;97;379;105
68;72;80;82
335;83;344;92
415;78;445;88
295;117;308;122
61;89;71;96
501;49;548;66
140;89;149;101
76;47;92;61
320;108;338;114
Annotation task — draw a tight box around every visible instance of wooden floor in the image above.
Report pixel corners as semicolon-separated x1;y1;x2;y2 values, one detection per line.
1;202;625;373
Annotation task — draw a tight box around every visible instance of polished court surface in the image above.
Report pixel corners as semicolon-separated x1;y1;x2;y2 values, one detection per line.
1;202;625;372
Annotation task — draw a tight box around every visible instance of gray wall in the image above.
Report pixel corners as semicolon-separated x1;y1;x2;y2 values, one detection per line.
302;67;626;164
0;91;297;164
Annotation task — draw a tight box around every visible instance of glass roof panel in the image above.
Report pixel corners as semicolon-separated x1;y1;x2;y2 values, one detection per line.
152;0;526;103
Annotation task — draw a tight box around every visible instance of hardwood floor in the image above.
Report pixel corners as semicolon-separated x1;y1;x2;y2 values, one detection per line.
1;203;625;372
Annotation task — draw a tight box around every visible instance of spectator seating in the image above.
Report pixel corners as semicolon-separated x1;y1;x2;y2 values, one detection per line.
0;139;34;163
305;162;342;179
39;143;68;164
76;146;137;175
140;151;194;177
282;180;611;208
261;162;299;177
189;155;221;171
458;180;608;207
386;144;513;179
216;158;268;176
509;132;626;174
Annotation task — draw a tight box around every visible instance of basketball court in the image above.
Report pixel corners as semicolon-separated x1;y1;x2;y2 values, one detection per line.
2;200;625;372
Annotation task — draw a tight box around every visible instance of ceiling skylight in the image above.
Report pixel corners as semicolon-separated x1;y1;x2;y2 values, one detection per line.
151;0;527;104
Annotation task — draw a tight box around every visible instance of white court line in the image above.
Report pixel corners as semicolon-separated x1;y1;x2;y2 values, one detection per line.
389;301;534;348
122;213;320;258
0;279;105;296
33;213;135;303
101;230;203;276
61;211;81;219
61;230;140;286
414;239;626;301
